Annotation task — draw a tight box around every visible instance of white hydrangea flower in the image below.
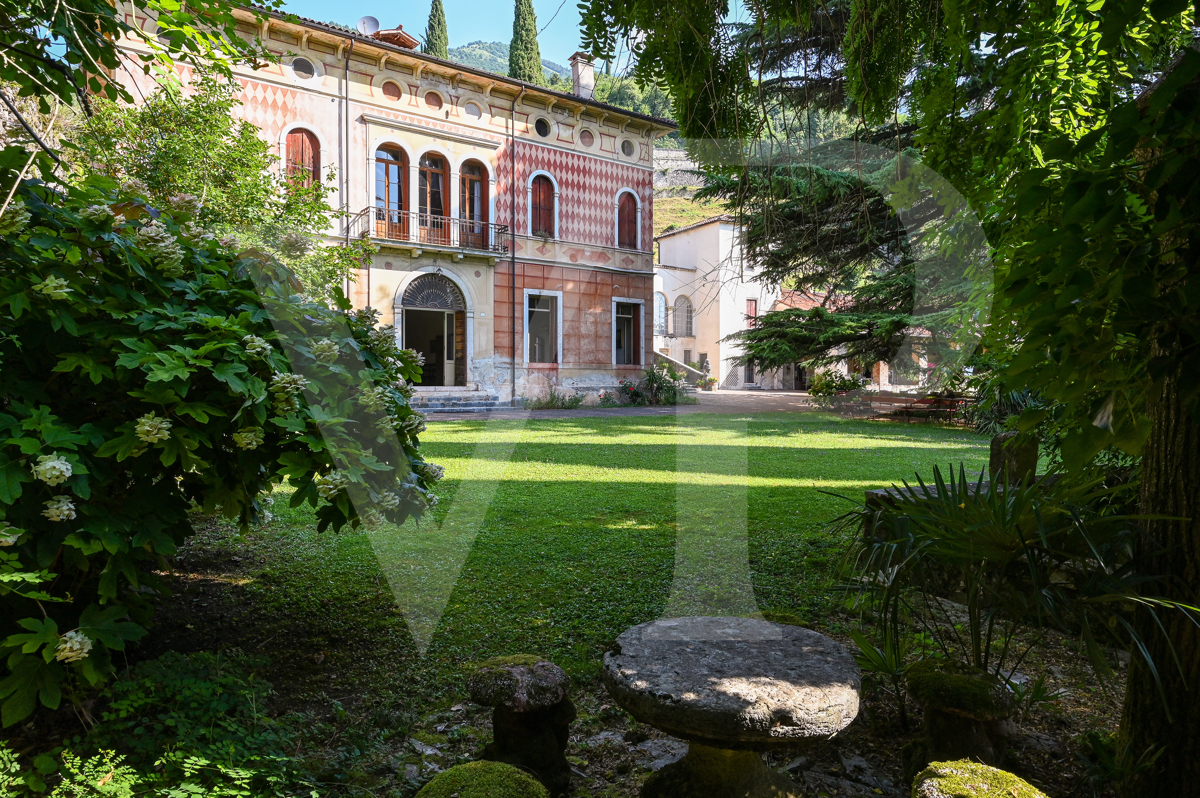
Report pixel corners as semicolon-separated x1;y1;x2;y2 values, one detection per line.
120;177;149;197
377;491;400;510
179;222;215;244
79;204;116;223
133;219;184;277
135;412;172;443
0;522;21;547
311;338;339;363
395;382;415;400
401;413;427;435
232;427;265;450
359;508;384;528
0;199;32;235
55;630;93;663
260;495;275;507
166;194;203;219
358;385;389;413
31;453;73;486
314;470;350;499
258;511;275;524
43;495;76;522
270;373;309;415
416;462;445;483
218;234;240;250
403;348;426;367
243;335;271;357
32;276;73;300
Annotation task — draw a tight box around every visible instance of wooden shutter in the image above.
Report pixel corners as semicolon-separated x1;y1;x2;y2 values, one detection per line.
286;129;319;186
531;175;554;237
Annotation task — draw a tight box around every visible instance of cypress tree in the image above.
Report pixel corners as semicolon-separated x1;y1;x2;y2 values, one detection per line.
422;0;449;59
507;0;544;85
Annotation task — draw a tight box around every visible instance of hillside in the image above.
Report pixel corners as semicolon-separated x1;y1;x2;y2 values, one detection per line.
446;40;570;81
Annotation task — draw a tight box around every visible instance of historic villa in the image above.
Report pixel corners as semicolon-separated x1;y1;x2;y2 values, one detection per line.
116;9;675;405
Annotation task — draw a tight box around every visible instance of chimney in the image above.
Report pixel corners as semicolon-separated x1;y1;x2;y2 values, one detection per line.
569;52;595;100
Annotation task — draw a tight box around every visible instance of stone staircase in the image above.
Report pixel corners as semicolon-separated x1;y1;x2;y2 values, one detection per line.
410;389;506;413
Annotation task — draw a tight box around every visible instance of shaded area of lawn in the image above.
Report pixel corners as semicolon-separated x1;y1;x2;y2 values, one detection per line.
150;413;989;713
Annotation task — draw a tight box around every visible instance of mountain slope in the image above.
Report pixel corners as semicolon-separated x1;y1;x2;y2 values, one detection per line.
447;40;570;80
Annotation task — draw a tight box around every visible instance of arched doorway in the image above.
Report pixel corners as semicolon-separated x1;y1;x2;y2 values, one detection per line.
398;274;467;387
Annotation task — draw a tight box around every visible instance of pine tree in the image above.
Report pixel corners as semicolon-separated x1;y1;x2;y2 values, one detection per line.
422;0;449;59
507;0;544;85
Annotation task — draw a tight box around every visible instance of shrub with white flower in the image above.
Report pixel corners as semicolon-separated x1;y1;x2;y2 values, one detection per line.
132;219;184;276
232;427;265;450
166;194;203;219
31;276;73;300
270;372;309;415
401;413;427;435
311;338;339;363
135;413;172;443
79;204;116;223
376;491;400;510
0;199;32;235
31;453;73;486
42;495;77;522
179;222;215;244
359;508;385;528
395;382;415;400
120;177;149;197
415;461;445;483
0;522;21;547
358;385;390;413
314;470;350;499
243;335;271;357
54;631;93;663
404;348;426;367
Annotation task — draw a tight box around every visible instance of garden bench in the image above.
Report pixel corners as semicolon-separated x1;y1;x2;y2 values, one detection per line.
602;616;860;797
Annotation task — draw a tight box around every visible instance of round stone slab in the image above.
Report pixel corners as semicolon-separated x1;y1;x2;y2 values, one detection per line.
602;617;860;750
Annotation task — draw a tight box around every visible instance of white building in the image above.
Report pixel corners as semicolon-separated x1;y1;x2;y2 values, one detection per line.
653;216;803;390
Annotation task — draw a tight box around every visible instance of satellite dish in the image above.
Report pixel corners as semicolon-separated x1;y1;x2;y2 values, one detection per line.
356;16;380;35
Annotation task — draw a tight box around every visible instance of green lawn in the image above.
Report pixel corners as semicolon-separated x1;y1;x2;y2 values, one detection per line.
173;412;989;710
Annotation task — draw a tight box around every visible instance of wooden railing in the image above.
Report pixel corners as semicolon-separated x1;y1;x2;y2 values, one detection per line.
344;208;509;253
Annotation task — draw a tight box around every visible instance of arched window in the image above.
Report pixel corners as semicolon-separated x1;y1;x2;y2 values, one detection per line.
459;160;490;249
530;174;555;238
286;128;320;187
673;296;693;337
617;191;638;249
654;292;668;335
418;152;449;245
374;146;407;239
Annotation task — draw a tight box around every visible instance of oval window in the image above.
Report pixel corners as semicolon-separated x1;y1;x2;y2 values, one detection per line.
464;101;483;119
425;92;443;110
621;139;635;157
579;129;595;147
291;57;317;80
535;118;552;138
382;81;402;101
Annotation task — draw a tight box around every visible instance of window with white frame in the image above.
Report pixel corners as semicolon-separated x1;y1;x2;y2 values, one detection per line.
673;296;694;337
527;294;558;363
615;302;638;365
653;292;667;335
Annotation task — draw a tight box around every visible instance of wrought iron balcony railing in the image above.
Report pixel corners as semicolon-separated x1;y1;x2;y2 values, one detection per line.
344;208;509;254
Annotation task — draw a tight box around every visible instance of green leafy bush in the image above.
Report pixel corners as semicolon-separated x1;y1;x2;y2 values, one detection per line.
808;370;865;397
0;158;440;726
527;386;584;410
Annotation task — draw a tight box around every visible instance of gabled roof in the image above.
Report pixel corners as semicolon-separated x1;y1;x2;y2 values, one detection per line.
653;214;736;241
771;290;827;311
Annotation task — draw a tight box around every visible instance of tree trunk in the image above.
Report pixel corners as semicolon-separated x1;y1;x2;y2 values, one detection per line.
1119;365;1200;797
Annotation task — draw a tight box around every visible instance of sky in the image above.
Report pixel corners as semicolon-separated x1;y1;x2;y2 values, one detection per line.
280;0;750;73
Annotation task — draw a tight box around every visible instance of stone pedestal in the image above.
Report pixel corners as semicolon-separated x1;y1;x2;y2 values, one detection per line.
602;616;861;798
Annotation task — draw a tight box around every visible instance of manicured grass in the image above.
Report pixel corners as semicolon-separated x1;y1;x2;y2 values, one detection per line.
171;413;989;711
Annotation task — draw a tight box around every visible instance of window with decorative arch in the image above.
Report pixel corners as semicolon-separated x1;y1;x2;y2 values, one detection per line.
418;151;450;245
459;159;490;249
374;145;408;239
530;174;555;238
673;295;694;337
617;191;638;249
285;128;320;187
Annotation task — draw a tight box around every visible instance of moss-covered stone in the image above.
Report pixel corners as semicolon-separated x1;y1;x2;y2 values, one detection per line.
905;660;1015;721
467;655;569;712
760;611;808;627
415;761;550;798
912;760;1049;798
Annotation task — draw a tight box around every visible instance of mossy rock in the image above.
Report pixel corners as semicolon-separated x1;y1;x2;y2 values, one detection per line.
467;655;569;711
912;760;1048;798
415;761;550;798
905;660;1015;721
760;610;808;627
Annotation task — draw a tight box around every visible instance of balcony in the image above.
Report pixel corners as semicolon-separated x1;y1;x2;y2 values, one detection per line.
344;208;509;255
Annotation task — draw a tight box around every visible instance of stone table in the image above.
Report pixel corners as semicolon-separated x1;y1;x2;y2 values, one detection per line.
602;616;861;798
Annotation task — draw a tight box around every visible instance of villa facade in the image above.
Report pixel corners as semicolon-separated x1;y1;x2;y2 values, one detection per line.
116;9;675;403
